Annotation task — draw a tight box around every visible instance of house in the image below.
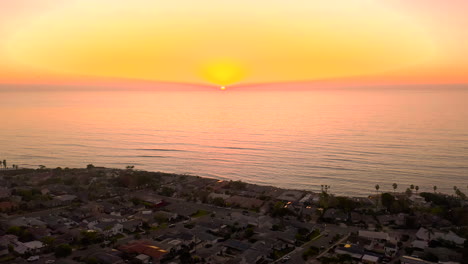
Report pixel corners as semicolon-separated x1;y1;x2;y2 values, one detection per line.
0;187;11;198
80;202;104;216
0;235;19;247
195;243;225;263
0;201;18;212
409;195;427;206
223;239;251;253
118;240;168;262
54;195;77;205
8;217;46;228
299;193;313;204
225;196;264;209
92;221;123;236
239;248;268;264
362;254;380;264
164;203;198;218
153;211;178;223
411;240;428;249
134;194;166;208
401;256;435;264
122;219;142;233
415;228;466;245
23;241;44;254
0;245;9;256
335;244;364;259
191;227;219;246
384;242;398;256
358;230;390;241
323;208;348;222
239;240;273;264
276;190;304;202
377;214;406;226
208;192;231;200
89;252;125;264
27;227;51;240
11;240;44;255
135;254;150;264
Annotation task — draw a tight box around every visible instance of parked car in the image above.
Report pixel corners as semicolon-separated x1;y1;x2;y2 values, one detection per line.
27;256;40;262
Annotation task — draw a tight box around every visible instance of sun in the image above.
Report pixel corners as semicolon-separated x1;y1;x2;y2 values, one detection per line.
220;86;226;91
200;59;245;86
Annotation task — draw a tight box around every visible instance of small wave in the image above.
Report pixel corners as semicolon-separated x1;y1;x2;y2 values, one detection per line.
136;148;185;152
16;155;59;160
136;155;168;158
209;146;263;151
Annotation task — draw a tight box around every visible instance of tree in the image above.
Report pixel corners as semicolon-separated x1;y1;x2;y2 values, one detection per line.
415;186;419;194
42;236;56;251
405;188;412;196
244;227;255;238
212;197;226;207
433;186;437;193
381;193;395;210
2;160;6;169
6;226;22;236
455;188;467;200
55;244;72;258
375;185;380;207
392;183;398;194
410;184;415;190
86;164;95;170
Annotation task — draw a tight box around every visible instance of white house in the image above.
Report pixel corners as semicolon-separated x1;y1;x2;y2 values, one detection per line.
358;230;390;241
92;221;123;237
12;241;44;255
416;228;466;245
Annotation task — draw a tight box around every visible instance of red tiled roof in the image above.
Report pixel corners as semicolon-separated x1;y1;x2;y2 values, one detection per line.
118;240;168;260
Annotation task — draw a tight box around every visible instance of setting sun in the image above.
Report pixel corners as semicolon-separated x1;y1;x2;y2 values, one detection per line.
200;59;246;86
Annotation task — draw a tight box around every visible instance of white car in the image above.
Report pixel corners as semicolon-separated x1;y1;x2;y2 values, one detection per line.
27;256;40;262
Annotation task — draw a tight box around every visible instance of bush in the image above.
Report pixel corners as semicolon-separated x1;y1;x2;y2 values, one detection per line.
55;244;72;258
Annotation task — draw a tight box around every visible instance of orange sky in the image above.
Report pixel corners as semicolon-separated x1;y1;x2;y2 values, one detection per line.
0;0;467;89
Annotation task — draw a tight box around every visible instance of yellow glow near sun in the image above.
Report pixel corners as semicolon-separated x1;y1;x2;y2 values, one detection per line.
200;59;246;86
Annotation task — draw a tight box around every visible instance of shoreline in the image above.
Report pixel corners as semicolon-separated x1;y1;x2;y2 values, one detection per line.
0;165;459;199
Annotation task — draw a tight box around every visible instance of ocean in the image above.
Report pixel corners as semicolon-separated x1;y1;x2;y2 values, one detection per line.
1;87;467;196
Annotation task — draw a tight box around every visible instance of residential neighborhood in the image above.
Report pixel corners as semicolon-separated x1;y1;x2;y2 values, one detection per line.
0;166;467;264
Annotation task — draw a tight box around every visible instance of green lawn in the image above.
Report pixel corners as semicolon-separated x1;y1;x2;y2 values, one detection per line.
191;210;210;218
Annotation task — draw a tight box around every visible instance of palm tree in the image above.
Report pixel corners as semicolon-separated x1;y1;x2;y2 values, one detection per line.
433;186;437;193
415;186;419;194
375;184;380;206
392;183;398;194
410;184;415;191
2;160;6;169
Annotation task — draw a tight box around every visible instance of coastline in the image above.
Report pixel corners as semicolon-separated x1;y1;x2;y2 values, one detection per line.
1;165;467;264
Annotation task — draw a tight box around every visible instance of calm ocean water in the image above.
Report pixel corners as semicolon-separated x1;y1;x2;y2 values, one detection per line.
1;87;467;196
